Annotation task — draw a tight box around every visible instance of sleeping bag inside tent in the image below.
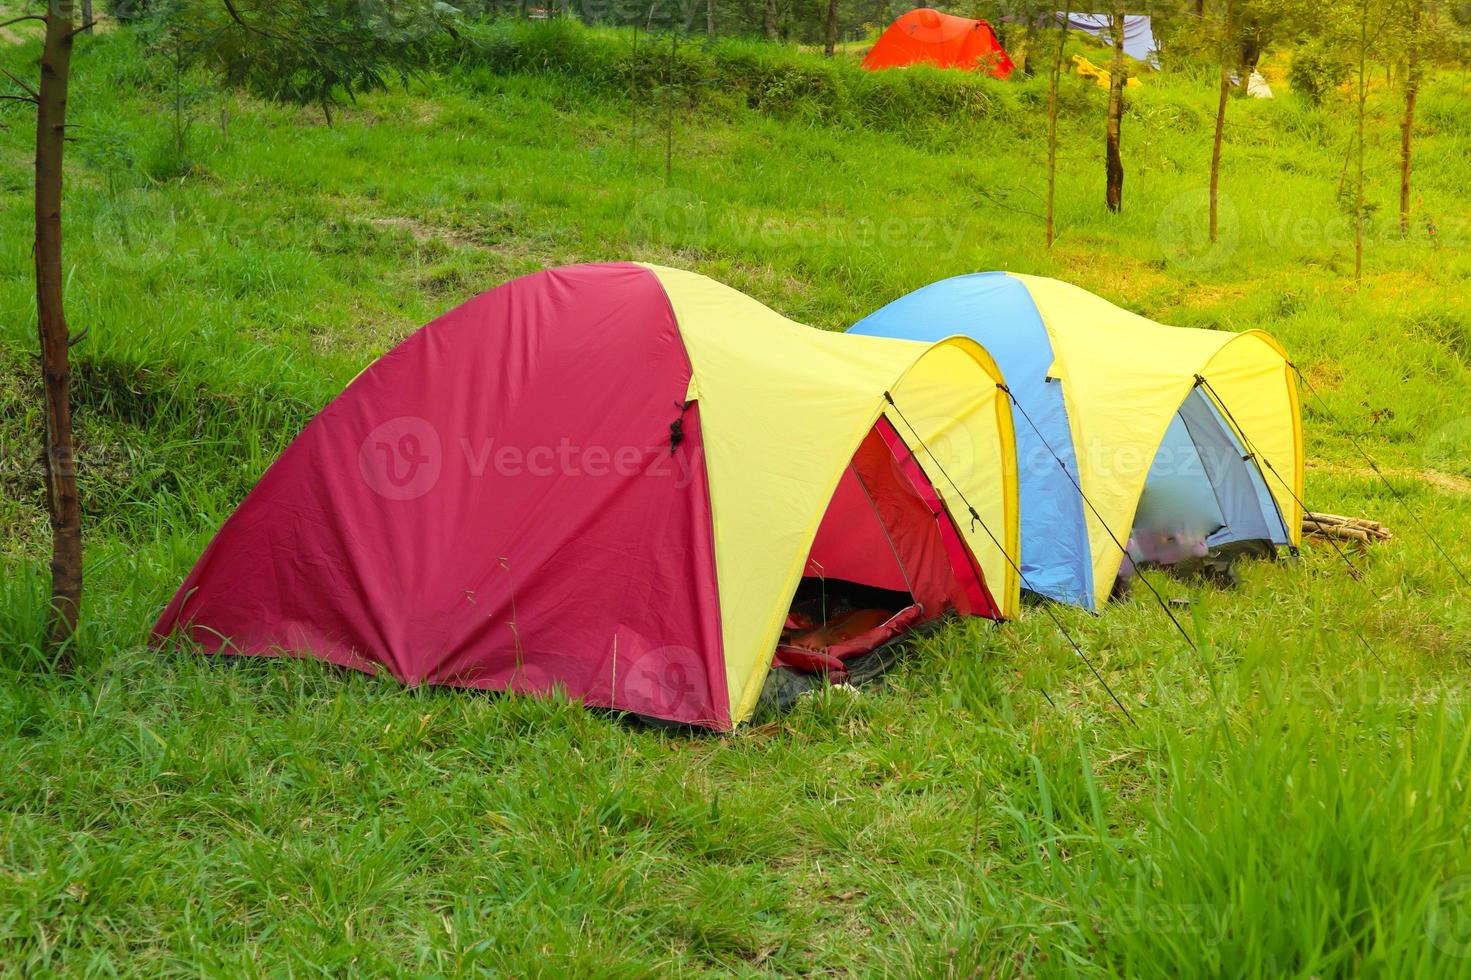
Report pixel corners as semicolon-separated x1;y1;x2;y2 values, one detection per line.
154;263;1020;731
850;272;1302;610
862;8;1015;78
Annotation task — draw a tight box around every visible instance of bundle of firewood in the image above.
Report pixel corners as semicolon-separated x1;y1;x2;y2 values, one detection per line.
1301;512;1392;545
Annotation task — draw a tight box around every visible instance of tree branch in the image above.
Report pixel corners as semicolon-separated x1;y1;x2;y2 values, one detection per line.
66;15;113;40
1;67;39;100
221;0;291;42
0;15;47;31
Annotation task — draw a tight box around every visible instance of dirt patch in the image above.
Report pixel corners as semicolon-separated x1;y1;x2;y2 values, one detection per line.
1299;359;1345;392
1306;459;1471;496
369;215;487;252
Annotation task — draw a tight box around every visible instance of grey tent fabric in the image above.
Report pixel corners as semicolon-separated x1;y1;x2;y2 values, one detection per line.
1194;390;1291;546
1141;410;1228;546
1134;388;1289;564
1057;13;1157;62
1175;388;1288;547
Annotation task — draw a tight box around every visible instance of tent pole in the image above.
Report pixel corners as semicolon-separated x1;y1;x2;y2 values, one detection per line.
847;462;919;603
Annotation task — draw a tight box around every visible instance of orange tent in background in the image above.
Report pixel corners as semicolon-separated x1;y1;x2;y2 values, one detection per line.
862;8;1014;78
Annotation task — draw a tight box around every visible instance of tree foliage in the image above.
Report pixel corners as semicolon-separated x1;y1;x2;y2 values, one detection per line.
161;0;465;118
105;0;158;22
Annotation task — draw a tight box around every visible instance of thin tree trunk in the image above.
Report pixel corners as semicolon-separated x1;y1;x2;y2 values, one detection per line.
1046;6;1070;248
824;0;838;56
707;0;715;37
1104;1;1125;213
35;0;81;664
81;0;94;32
1209;0;1235;243
630;17;640;158
763;0;777;40
1399;1;1422;235
174;38;185;161
665;32;676;186
1355;0;1368;283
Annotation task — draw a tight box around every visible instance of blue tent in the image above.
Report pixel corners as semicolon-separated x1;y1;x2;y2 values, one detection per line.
850;273;1301;610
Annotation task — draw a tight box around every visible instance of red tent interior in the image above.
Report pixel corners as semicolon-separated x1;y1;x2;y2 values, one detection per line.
861;8;1015;79
776;418;997;679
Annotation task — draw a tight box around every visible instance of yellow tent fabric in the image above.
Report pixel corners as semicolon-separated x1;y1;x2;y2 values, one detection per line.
1014;274;1303;608
1072;53;1141;88
646;265;1020;724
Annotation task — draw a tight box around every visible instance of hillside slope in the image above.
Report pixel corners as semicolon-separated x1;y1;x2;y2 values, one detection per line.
1;23;1470;976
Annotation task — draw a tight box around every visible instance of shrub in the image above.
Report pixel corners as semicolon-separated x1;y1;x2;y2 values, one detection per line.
106;0;157;22
443;19;1016;136
1288;41;1349;106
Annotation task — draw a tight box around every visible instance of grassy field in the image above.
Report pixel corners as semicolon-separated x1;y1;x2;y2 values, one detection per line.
3;20;1471;976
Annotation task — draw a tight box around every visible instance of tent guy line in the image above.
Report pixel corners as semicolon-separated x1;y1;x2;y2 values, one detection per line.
1003;384;1197;651
151;262;1324;730
1290;365;1471;591
1198;375;1386;668
883;389;1138;727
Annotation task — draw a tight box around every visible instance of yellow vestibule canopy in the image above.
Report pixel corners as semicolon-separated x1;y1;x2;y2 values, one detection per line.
646;265;1021;723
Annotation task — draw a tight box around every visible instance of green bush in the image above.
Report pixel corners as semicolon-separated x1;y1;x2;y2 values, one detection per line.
442;19;1013;135
1288;41;1349;105
105;0;157;22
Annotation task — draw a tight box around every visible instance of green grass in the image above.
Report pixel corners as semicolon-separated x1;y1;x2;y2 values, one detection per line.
3;20;1471;976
